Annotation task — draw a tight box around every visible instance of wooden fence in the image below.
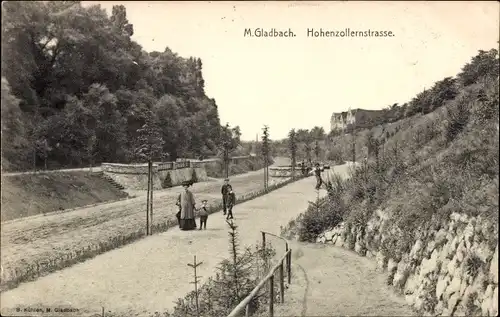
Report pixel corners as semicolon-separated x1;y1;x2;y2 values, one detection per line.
227;231;292;317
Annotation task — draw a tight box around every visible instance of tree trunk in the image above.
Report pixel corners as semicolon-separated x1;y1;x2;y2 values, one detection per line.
32;147;37;173
149;159;153;233
146;160;151;235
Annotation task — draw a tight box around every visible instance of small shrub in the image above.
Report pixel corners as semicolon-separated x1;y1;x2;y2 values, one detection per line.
465;291;482;317
162;222;278;317
162;173;173;188
464;254;483;278
443;95;471;144
191;169;198;183
326;148;344;165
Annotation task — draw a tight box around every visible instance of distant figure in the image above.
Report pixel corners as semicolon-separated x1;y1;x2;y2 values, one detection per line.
300;161;306;176
226;189;236;220
221;178;232;215
198;199;209;230
176;181;197;231
313;163;325;190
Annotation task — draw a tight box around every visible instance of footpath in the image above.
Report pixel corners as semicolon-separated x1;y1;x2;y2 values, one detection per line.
1;163;413;317
269;241;415;317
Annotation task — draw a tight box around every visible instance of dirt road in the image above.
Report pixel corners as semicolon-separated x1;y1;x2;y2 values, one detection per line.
0;163;412;317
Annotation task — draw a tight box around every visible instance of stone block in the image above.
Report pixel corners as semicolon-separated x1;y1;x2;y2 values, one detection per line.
317;235;326;244
436;275;451;300
376;251;387;271
324;230;335;241
447;293;460;312
410;239;424;259
489;244;498;284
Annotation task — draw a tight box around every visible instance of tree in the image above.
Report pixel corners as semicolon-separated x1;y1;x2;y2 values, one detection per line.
261;125;270;190
288;129;297;178
1;78;28;170
219;123;240;178
135;113;164;235
303;135;313;164
458;49;499;87
295;129;310;143
310;126;325;141
314;140;321;161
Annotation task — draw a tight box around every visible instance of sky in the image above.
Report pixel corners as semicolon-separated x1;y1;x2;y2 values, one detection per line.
83;1;499;141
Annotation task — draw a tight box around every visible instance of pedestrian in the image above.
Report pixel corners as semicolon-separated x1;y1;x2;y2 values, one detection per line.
221;178;232;215
226;188;236;220
313;162;325;190
198;199;209;230
176;181;197;231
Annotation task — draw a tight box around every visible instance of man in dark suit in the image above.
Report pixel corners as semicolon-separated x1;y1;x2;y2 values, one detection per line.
221;178;232;215
226;188;236;220
313;163;325;190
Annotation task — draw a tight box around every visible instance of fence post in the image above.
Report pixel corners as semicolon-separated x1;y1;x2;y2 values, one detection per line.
261;232;266;252
245;303;250;317
269;275;274;317
279;261;284;303
287;250;292;285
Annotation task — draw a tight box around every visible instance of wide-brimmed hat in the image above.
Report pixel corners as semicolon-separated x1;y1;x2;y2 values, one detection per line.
181;180;192;187
224;178;230;181
201;199;208;203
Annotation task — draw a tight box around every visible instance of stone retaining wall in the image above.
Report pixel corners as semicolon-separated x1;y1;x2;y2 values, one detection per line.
101;156;252;174
315;211;498;316
269;165;336;179
100;156;255;190
104;167;208;190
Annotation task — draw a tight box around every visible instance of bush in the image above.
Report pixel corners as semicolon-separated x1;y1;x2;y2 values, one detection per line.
162;173;173;188
326;148;344;165
298;187;345;242
191;169;198;183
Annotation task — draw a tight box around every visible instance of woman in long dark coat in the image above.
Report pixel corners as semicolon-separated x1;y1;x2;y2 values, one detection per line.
176;181;197;230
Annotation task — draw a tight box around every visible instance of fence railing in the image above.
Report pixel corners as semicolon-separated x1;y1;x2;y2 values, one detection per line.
227;232;292;317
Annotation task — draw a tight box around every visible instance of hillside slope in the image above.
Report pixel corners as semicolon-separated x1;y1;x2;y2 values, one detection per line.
1;172;128;222
284;49;499;317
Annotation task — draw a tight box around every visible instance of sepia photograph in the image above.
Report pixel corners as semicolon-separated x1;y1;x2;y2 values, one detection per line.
1;1;499;316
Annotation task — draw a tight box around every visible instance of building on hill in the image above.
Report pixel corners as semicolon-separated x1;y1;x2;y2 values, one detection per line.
330;107;387;132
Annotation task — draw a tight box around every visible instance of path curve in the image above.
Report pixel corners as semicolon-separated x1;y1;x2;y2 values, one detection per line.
287;242;415;316
296;263;310;317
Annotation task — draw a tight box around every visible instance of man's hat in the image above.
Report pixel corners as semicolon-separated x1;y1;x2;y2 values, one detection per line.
224;178;230;181
181;180;191;187
201;199;208;203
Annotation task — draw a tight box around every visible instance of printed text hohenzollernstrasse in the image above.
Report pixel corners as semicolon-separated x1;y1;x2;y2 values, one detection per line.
307;28;395;37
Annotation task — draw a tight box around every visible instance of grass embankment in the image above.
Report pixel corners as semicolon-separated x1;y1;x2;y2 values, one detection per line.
0;173;307;293
205;156;272;178
284;59;499;316
294;75;499;244
0;172;128;222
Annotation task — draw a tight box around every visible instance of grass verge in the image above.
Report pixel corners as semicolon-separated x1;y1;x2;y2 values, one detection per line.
1;172;128;222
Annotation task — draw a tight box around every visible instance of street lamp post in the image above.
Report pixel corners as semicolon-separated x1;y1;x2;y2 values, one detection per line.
223;141;229;179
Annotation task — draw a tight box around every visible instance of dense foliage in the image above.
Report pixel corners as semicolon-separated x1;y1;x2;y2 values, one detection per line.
1;1;241;171
295;47;499;246
273;126;326;162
